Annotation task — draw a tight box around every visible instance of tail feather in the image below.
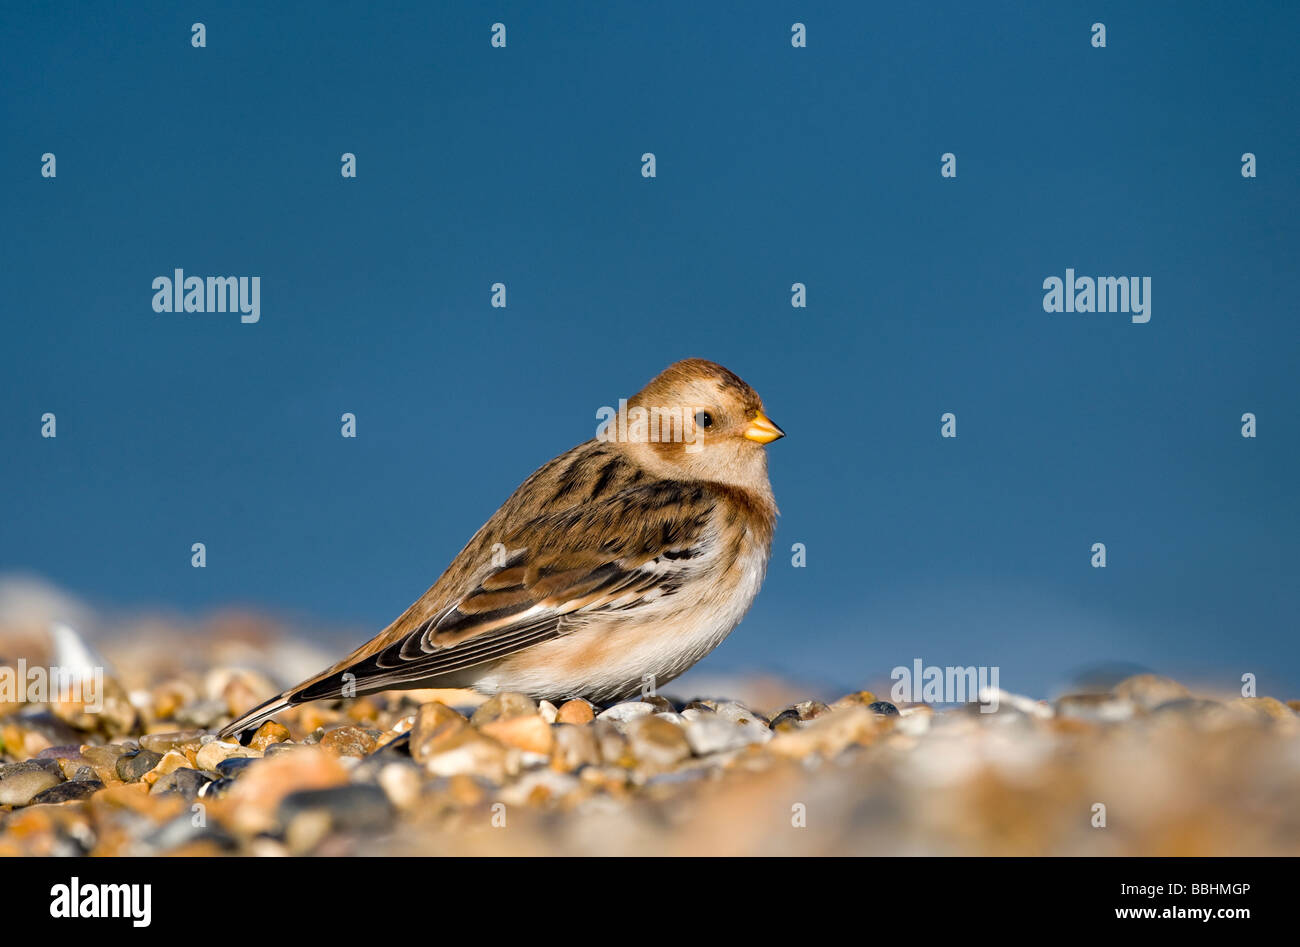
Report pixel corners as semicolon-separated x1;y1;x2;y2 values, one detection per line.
219;671;367;739
218;692;297;739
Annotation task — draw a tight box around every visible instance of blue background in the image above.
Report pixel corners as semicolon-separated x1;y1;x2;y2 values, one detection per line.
2;1;1297;698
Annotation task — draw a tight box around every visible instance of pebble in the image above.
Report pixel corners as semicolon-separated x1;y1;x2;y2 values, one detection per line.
358;732;412;771
249;720;292;751
410;702;470;764
556;699;597;725
30;779;104;805
976;688;1054;719
36;744;83;760
150;768;212;801
1113;674;1191;710
444;773;488;806
195;740;258;772
79;744;131;783
4;713;82;757
140;813;238;854
625;716;692;774
420;728;513;783
376;761;423;809
139;730;205;754
0;757;63;778
283;809;332;854
1151;698;1231;724
148;681;195;722
215;756;259;779
1231;696;1296;720
868;701;901;716
498;768;580;806
479;714;554;755
768;709;801;730
550;723;602;772
596;701;655;723
828;690;878;712
174;698;229;729
714;701;769;727
319;726;380;758
683;714;768;755
771;700;830;727
50;678;138;739
198;777;235;799
469;692;537;726
278;784;395;836
0;765;63;806
225;747;349;834
116;749;163;782
767;705;882;760
387;714;416;737
592;721;633;768
641;695;677;714
895;707;933;736
264;741;303;757
141;749;192;786
1055;693;1136;722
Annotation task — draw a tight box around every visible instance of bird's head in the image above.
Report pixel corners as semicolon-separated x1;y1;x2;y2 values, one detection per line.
615;358;784;494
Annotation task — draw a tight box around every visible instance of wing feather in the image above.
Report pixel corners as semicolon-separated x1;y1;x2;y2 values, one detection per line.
290;481;717;702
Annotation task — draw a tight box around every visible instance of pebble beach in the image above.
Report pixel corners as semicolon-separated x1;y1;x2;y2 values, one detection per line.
2;610;1298;858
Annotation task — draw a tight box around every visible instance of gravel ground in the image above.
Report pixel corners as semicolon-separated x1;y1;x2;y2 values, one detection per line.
1;615;1298;856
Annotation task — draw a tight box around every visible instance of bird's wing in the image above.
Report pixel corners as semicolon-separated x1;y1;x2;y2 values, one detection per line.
293;480;720;702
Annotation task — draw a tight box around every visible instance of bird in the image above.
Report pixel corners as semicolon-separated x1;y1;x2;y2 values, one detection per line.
220;358;784;737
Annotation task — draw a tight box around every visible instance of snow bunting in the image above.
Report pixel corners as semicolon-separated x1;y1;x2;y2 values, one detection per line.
221;358;783;736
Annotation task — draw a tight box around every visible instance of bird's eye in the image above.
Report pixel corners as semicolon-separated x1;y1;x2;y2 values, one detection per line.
695;410;713;429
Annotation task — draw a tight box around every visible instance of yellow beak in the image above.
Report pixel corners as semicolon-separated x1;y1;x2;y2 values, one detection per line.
744;411;785;444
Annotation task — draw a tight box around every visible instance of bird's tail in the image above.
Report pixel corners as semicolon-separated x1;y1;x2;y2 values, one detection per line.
217;691;298;740
218;631;405;739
